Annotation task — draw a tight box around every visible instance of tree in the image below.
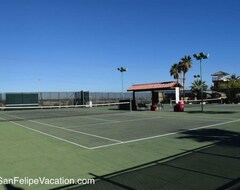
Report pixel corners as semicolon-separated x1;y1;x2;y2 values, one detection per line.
190;79;208;99
179;55;193;97
229;74;240;83
170;63;181;85
227;74;240;103
212;73;240;103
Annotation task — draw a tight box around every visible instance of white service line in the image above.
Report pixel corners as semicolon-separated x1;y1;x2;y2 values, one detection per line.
1;112;122;143
79;116;120;122
1;113;23;120
48;112;120;122
1;110;165;128
132;111;231;122
30;120;122;143
90;118;240;150
0;116;91;150
2;112;240;150
68;116;164;129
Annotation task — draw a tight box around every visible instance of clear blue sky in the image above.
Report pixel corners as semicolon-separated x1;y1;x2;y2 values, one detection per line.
0;0;239;92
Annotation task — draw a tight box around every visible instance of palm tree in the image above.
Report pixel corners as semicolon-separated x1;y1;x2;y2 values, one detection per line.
229;74;240;82
170;63;181;85
179;55;193;98
228;74;240;103
190;79;208;99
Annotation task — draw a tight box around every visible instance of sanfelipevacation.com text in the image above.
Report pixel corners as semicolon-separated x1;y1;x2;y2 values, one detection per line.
0;176;95;187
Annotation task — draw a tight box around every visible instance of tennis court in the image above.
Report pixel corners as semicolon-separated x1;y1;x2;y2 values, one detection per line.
0;103;240;189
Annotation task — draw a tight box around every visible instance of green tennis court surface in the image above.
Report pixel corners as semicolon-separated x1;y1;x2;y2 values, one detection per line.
0;104;240;189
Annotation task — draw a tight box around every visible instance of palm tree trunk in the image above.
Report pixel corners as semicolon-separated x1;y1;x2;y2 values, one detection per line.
182;74;186;99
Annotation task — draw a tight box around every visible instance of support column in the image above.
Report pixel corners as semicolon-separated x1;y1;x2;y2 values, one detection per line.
132;91;137;110
175;87;180;103
151;90;155;106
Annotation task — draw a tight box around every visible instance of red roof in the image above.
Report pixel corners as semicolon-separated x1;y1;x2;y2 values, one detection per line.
127;81;182;91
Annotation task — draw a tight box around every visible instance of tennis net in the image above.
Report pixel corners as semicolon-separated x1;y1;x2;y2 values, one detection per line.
170;98;224;111
0;102;131;121
170;98;223;105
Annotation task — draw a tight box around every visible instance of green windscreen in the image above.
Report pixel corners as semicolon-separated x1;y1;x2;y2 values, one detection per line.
6;93;39;105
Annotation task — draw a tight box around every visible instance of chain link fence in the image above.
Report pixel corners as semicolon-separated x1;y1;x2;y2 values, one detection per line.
0;91;152;106
90;92;151;103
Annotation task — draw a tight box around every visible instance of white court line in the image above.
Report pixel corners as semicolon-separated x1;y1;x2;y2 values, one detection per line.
0;112;162;149
0;112;122;143
0;110;227;128
0;114;123;150
0;112;163;150
1;114;23;120
48;112;120;122
2;111;166;128
11;121;92;149
89;118;240;150
0;116;91;150
132;111;232;122
79;116;120;122
68;116;165;129
1;112;240;150
30;120;122;143
28;115;171;142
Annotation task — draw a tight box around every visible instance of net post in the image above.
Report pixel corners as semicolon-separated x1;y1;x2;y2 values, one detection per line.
170;98;173;108
129;98;132;112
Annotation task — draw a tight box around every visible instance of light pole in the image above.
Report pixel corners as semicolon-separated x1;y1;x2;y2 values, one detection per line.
193;52;209;112
226;77;231;104
194;75;200;100
117;67;127;99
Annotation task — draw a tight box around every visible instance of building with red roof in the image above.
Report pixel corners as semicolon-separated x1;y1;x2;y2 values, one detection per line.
127;81;182;110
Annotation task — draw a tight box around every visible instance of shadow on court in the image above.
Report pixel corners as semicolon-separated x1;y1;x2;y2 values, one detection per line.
186;111;238;114
51;129;240;190
178;128;240;143
4;184;24;190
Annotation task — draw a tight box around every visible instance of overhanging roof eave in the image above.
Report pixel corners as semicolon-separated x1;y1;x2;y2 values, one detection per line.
127;87;180;92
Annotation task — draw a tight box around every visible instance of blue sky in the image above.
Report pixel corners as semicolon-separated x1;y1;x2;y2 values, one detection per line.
0;0;239;92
